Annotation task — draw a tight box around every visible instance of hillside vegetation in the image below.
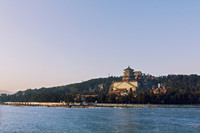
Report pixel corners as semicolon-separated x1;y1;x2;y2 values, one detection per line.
0;75;200;104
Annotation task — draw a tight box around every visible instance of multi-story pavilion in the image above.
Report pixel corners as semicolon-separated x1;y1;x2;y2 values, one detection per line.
109;66;139;96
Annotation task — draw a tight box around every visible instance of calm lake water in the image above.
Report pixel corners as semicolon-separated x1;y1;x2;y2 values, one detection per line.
0;105;199;133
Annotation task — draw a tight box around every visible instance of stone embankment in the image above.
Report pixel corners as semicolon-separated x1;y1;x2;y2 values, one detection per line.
4;102;70;107
3;102;150;108
2;102;200;108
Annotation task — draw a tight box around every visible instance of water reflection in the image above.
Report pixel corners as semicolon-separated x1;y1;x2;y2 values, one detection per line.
0;105;199;132
114;108;138;132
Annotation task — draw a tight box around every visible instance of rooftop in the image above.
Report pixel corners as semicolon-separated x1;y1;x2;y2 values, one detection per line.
124;66;134;71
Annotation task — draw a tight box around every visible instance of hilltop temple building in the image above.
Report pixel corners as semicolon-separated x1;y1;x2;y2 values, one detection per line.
108;66;141;96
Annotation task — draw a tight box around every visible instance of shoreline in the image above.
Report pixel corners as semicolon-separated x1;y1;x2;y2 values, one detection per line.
1;102;200;108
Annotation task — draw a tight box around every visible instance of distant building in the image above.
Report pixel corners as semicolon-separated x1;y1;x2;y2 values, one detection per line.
122;66;135;81
160;89;167;93
98;84;104;90
150;83;167;94
108;66;140;96
134;71;142;76
108;91;121;96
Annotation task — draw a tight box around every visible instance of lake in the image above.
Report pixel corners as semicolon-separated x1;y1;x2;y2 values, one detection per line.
0;105;199;133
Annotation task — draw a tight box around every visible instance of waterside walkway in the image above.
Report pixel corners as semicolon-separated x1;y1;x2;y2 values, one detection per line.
1;102;200;108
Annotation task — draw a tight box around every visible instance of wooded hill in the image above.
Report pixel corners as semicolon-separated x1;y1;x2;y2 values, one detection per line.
0;74;200;104
0;76;121;102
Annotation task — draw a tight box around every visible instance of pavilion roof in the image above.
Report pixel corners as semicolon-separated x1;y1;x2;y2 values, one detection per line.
124;66;134;71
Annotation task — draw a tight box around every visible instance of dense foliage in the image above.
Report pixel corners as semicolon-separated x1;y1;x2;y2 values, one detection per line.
0;75;200;104
0;76;121;102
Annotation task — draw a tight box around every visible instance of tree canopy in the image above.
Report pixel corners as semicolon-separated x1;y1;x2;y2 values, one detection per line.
0;74;200;104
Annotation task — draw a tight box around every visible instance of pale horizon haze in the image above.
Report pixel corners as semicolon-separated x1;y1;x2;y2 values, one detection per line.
1;0;200;92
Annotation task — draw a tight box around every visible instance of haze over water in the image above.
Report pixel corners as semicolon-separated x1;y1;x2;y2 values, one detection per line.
0;105;199;133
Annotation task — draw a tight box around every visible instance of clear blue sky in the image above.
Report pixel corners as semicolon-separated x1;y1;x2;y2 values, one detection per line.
1;0;200;91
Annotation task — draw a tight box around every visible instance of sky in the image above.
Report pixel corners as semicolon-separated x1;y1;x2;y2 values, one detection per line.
0;0;200;92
